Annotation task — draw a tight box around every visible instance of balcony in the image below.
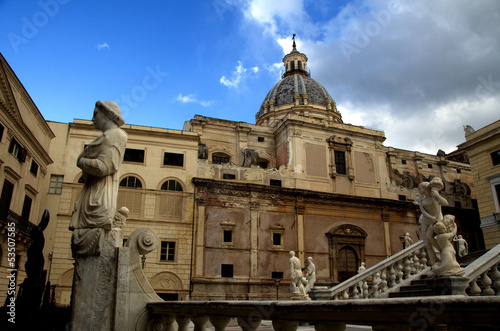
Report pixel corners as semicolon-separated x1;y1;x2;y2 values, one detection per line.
0;208;36;237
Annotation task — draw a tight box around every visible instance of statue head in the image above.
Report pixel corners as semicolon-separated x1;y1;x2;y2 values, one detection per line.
93;100;125;130
429;177;444;191
289;251;295;257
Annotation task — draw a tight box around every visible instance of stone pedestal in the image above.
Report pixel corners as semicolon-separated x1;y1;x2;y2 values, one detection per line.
71;227;162;331
421;276;469;296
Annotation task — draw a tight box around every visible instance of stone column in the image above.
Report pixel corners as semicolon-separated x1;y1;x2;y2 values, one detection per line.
195;198;208;276
296;205;305;264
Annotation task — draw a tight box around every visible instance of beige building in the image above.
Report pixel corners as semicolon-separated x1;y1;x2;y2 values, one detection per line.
0;53;54;302
457;121;500;249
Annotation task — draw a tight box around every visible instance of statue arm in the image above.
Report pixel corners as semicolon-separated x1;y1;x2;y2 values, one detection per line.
431;189;448;206
78;146;122;177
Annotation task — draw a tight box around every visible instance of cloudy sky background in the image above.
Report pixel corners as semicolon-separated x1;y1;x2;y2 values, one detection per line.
1;0;499;154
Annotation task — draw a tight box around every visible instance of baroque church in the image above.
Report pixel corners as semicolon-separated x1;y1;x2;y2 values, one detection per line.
0;42;483;303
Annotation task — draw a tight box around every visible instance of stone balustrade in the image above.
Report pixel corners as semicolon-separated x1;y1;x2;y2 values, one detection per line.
147;296;500;331
311;240;429;300
463;243;500;296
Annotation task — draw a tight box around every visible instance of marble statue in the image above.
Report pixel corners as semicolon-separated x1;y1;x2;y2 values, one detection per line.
289;251;302;294
357;262;366;273
289;251;309;300
427;215;465;277
414;177;448;265
403;232;413;249
70;100;128;256
453;234;469;258
304;256;316;292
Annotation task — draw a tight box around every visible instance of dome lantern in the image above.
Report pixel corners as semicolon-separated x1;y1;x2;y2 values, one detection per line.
283;34;309;78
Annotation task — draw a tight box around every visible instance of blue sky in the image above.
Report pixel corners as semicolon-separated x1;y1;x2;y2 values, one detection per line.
1;0;499;154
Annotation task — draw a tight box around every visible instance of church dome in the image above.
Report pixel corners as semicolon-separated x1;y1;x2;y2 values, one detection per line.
257;74;334;116
255;37;342;127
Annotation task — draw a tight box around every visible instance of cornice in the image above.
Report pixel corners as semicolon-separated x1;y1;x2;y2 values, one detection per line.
192;177;416;213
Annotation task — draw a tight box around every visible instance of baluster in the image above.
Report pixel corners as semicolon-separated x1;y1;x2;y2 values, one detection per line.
191;315;209;331
342;289;349;300
403;256;411;279
176;315;191;331
388;264;396;288
420;249;427;269
237;316;262;331
209;316;231;331
371;272;380;298
362;280;369;299
380;269;388;293
272;320;299;331
162;314;176;331
492;263;500;294
412;251;420;273
481;271;495;296
352;284;359;299
469;278;482;296
396;261;404;284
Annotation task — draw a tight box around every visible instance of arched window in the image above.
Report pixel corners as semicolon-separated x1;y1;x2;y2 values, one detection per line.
158;179;183;219
298;61;302;70
161;180;183;192
120;176;142;189
212;153;230;165
290;61;295;71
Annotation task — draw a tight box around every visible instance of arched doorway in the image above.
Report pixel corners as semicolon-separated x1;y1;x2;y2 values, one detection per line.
326;224;367;284
337;246;358;282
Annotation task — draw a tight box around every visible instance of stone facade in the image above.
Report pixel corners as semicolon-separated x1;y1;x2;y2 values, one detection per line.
41;120;198;304
457;120;500;249
0;53;54;303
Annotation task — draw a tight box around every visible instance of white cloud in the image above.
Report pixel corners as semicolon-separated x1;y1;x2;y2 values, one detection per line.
220;61;259;88
176;93;213;107
236;0;500;153
97;43;109;51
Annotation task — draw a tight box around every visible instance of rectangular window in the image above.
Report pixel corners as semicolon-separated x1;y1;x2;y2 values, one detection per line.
0;179;15;213
334;151;346;175
164;152;184;167
160;241;176;262
30;160;39;177
222;173;236;180
398;195;407;201
221;264;233;278
123;148;145;163
49;175;64;194
456;169;461;173
0;123;4;142
270;179;282;187
21;195;32;221
273;233;282;246
401;159;407;165
272;272;283;279
428;164;433;169
223;230;233;243
8;138;26;162
258;137;265;142
491;150;500;166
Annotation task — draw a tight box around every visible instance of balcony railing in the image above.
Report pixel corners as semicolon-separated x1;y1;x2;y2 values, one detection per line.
0;208;36;237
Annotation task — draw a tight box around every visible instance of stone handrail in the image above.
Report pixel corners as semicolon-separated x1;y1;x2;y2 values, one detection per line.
463;242;500;296
146;296;500;331
312;240;428;300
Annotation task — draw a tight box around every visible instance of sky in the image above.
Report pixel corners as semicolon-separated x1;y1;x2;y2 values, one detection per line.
0;0;499;154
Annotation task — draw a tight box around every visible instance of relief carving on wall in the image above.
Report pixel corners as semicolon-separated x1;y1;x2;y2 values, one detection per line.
392;170;419;189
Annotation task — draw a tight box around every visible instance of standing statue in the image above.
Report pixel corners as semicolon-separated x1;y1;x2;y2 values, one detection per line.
304;257;316;292
403;233;413;249
70;100;128;255
414;177;448;265
357;262;366;273
428;215;465;277
453;235;469;258
289;251;302;295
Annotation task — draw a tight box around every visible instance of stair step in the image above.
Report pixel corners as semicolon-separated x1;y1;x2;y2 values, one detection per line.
389;288;433;298
398;284;429;292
